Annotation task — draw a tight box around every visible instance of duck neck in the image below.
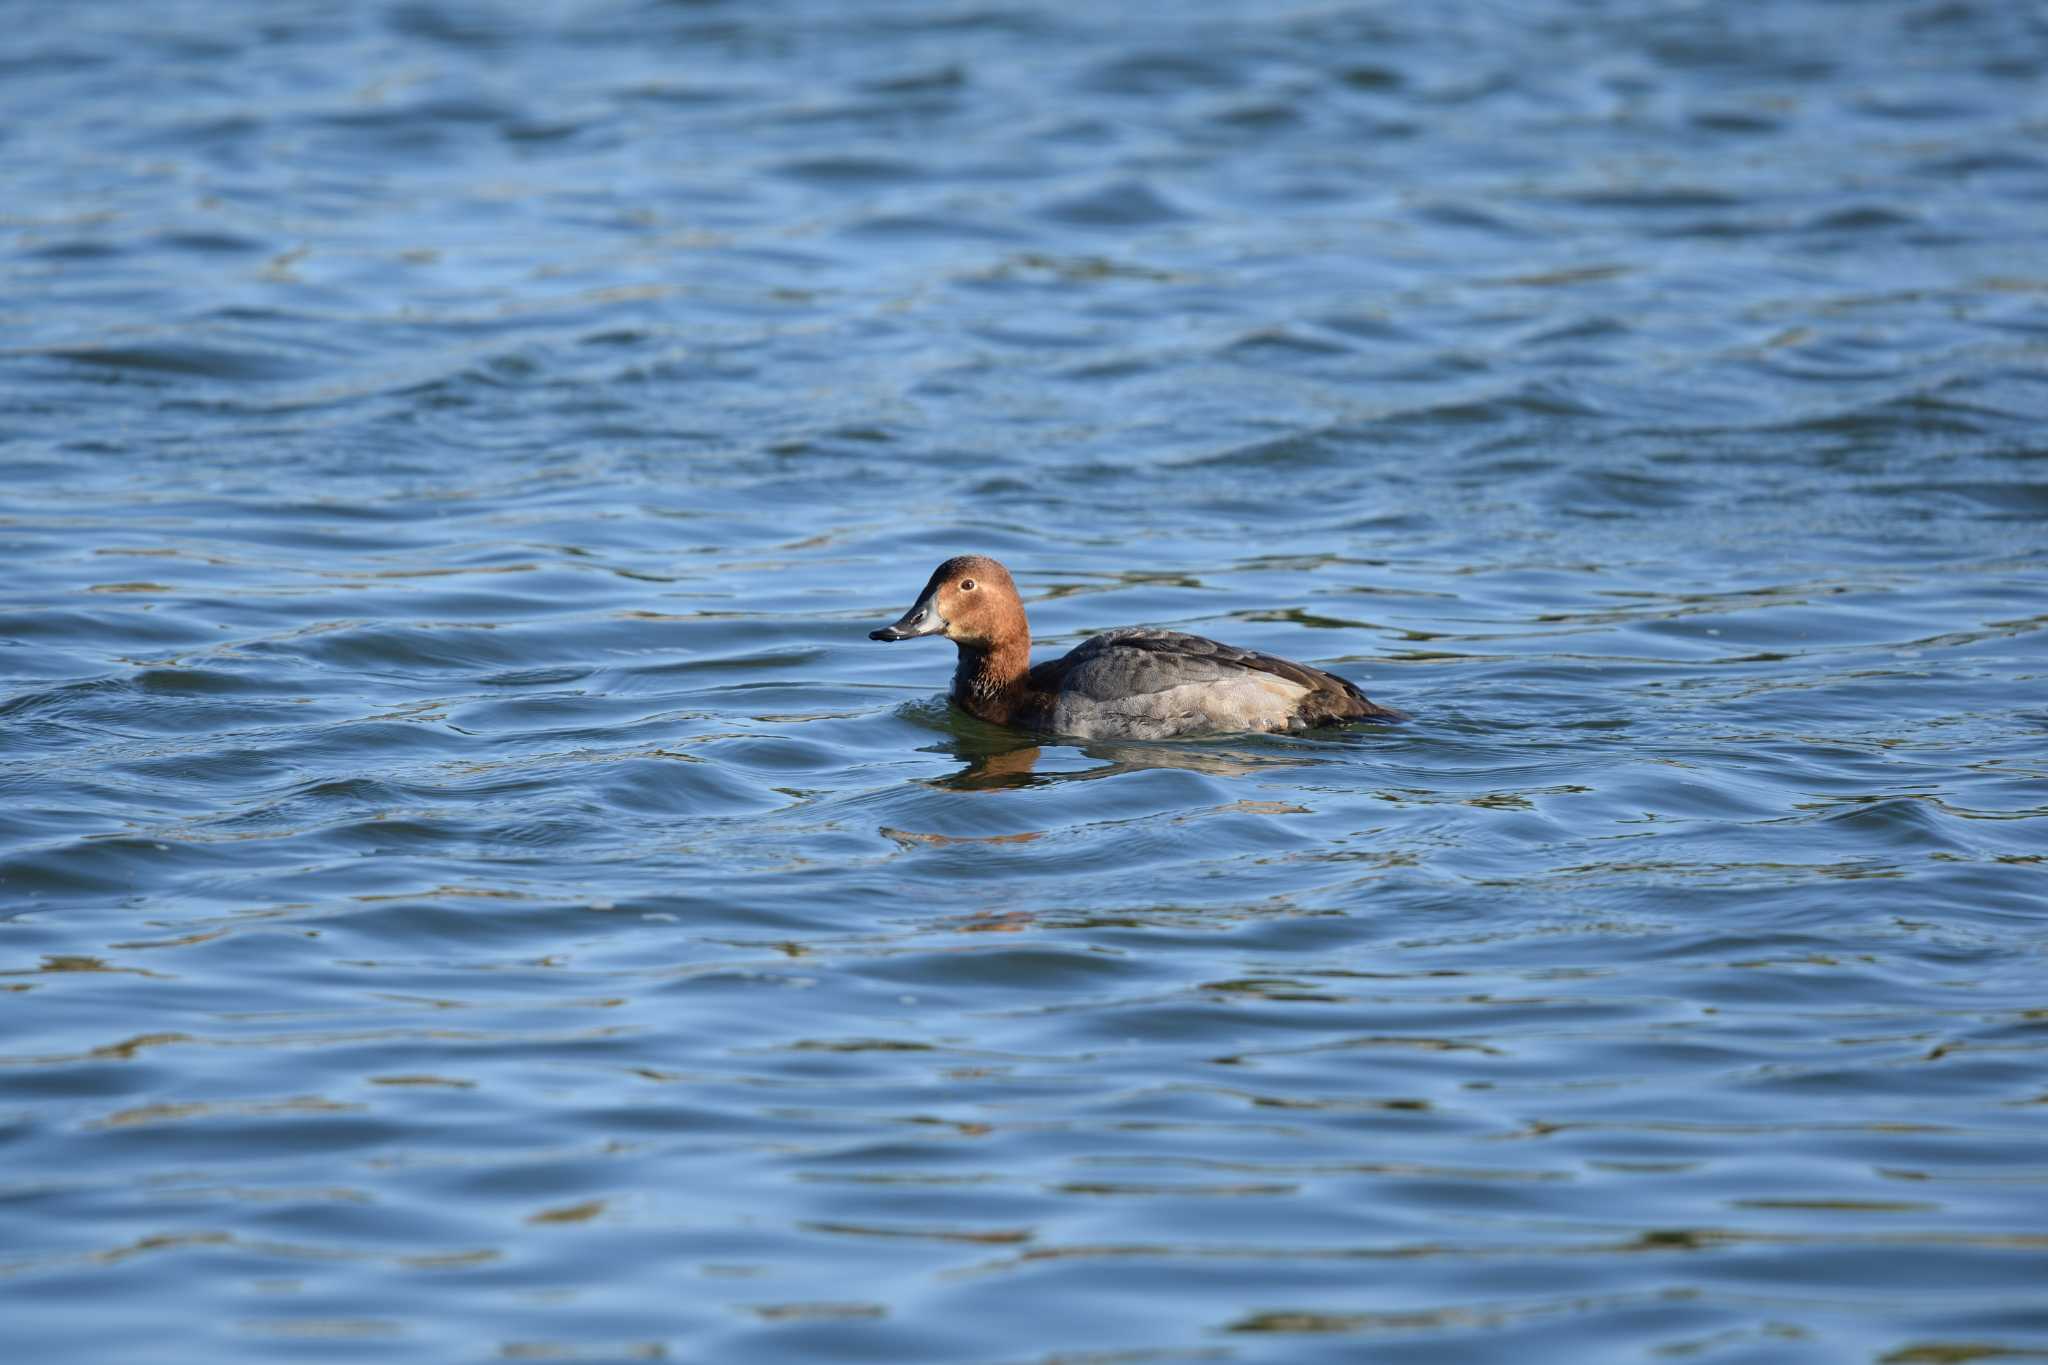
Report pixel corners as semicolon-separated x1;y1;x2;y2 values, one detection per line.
951;632;1033;726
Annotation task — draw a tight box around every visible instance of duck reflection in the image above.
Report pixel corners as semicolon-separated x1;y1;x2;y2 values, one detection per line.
922;715;1339;792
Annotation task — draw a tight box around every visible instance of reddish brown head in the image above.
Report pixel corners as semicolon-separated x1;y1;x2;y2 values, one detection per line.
869;555;1027;651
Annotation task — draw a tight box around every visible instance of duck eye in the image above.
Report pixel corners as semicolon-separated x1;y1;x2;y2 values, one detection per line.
960;578;976;591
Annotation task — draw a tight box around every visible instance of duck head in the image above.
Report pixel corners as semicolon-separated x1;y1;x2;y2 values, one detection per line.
869;554;1024;649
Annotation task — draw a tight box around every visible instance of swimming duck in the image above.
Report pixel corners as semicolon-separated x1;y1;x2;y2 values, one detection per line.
870;555;1405;740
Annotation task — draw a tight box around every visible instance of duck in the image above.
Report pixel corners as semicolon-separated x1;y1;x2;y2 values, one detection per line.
869;555;1406;740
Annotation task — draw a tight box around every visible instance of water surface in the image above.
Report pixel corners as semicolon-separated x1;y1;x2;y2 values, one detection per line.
4;2;2047;1361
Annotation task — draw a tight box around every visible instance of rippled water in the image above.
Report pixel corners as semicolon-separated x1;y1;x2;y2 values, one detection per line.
5;2;2048;1361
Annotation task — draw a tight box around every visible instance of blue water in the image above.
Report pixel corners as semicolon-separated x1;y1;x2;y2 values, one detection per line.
4;2;2047;1361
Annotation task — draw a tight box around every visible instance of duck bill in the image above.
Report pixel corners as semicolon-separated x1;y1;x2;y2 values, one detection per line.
869;595;946;641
